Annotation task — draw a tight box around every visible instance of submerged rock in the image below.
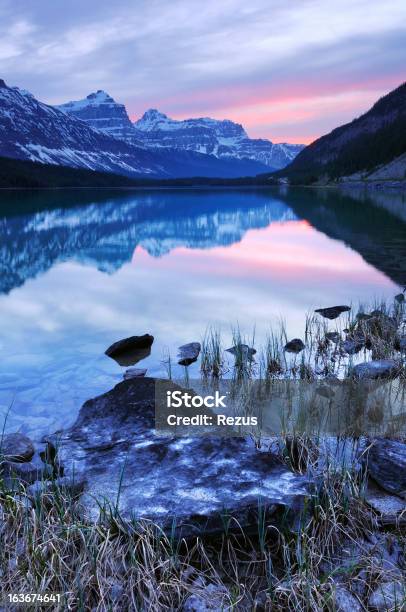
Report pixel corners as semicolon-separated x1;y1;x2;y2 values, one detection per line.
352;359;400;380
342;337;364;355
325;331;340;343
394;293;405;303
123;367;147;380
0;433;35;463
105;334;154;366
56;378;311;537
315;305;351;320
284;339;305;354
364;438;406;497
178;342;201;366
316;385;335;399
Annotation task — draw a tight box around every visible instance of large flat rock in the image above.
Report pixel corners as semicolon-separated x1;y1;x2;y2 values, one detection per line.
56;378;310;536
365;438;406;498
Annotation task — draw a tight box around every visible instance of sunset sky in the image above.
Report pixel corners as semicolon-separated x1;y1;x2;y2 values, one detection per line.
1;0;405;143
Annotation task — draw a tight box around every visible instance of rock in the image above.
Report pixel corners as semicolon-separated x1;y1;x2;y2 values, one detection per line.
364;439;406;497
0;460;53;484
105;334;154;366
316;385;335;399
28;475;86;500
226;344;256;362
123;367;147;380
182;584;230;611
394;293;405;303
352;360;400;380
326;332;340;343
333;585;362;612
0;433;34;462
56;378;311;537
284;339;305;354
368;581;405;611
315;305;351;320
342;337;364;355
365;481;406;516
178;342;201;366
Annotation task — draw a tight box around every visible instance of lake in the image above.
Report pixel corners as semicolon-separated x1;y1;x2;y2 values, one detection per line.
0;186;405;439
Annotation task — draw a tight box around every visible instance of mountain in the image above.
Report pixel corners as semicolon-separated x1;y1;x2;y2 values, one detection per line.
58;92;304;170
278;82;406;184
56;90;142;144
0;79;271;178
134;109;304;170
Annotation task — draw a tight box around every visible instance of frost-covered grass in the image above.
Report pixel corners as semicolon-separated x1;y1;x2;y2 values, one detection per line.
0;446;405;611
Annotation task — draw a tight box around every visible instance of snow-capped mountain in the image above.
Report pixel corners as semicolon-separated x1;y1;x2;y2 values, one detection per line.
57;90;142;144
58;91;304;170
0;79;271;178
134;108;304;169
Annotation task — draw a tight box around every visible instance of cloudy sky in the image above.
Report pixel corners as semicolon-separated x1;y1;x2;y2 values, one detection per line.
1;0;405;143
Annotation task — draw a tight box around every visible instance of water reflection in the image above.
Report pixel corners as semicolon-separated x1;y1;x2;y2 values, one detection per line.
0;187;404;438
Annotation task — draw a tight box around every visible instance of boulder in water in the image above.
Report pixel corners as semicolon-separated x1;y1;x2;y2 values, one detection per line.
315;305;351;320
178;342;201;366
105;334;154;366
352;359;400;380
123;367;147;380
342;337;364;355
284;339;305;354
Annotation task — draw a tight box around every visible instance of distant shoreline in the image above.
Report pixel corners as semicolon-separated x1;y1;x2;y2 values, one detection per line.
1;181;405;192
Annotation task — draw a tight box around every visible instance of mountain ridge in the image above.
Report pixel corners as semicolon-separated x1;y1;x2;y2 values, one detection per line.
57;90;304;170
0;79;272;179
277;82;406;184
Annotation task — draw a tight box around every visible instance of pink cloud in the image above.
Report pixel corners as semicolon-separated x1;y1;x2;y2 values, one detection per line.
128;73;404;144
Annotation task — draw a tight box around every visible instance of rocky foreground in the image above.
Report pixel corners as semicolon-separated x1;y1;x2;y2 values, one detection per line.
1;300;405;609
1;376;405;611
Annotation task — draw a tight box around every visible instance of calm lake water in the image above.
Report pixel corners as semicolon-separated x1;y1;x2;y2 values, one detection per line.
0;186;405;439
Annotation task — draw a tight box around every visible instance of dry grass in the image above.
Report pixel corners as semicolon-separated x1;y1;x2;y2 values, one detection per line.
1;450;405;611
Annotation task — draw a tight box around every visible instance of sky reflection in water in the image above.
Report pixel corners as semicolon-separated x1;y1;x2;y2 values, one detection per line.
0;187;404;438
